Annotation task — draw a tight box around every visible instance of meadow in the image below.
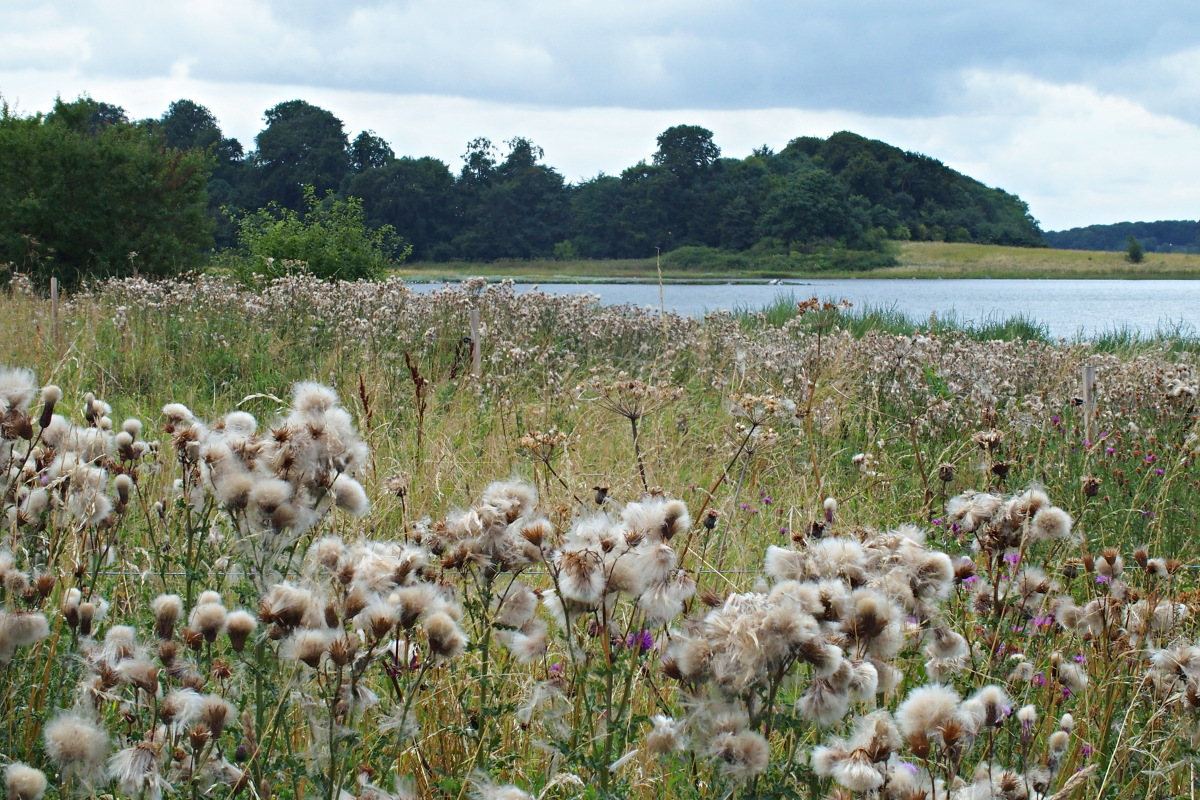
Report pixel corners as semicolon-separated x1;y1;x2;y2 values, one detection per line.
1;272;1199;800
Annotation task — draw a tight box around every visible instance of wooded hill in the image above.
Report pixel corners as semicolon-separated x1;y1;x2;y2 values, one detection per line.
0;96;1046;282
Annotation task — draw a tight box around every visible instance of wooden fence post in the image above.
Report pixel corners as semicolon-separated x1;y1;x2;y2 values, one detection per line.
470;307;481;378
1082;364;1097;443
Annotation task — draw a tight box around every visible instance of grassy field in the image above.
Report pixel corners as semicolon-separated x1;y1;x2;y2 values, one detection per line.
887;241;1200;279
398;242;1200;281
2;273;1200;799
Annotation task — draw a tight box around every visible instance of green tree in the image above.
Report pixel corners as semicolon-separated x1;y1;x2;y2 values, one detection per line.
157;99;223;151
348;131;395;173
229;186;407;281
756;168;869;247
449;137;570;259
0;97;212;284
252;100;349;210
155;99;248;249
344;156;455;260
653;124;720;180
1126;235;1144;263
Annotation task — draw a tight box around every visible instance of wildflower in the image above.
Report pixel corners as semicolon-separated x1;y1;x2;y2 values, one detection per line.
38;385;61;428
0;611;49;661
282;629;332;668
505;621;548;663
1052;654;1089;695
101;625;138;662
843;588;901;658
709;730;770;781
4;763;47;800
43;712;109;783
965;685;1012;728
257;583;314;629
331;474;369;516
189;599;227;643
424;612;467;660
116;658;160;693
1096;548;1124;579
0;368;37;415
160;689;201;729
225;610;257;651
471;778;533;800
108;742;168;800
923;627;968;679
643;715;685;756
151;594;182;640
198;694;237;738
797;675;851;726
554;550;604;606
626;630;654;653
1017;704;1037;745
895;684;960;743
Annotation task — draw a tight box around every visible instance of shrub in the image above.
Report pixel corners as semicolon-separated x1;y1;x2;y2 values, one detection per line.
226;186;408;281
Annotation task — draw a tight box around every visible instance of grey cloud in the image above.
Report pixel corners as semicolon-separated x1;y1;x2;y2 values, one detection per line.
11;0;1200;122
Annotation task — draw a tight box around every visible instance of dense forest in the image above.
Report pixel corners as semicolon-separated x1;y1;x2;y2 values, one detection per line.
0;96;1046;283
1044;220;1200;253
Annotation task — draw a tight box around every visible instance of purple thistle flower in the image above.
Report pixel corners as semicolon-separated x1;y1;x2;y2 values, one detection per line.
626;630;654;653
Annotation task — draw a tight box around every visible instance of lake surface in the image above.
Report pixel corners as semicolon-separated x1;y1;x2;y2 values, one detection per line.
413;279;1200;340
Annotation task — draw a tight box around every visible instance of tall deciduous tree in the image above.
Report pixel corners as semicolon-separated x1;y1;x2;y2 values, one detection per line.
348;131;395;173
252;100;349;210
653;124;720;180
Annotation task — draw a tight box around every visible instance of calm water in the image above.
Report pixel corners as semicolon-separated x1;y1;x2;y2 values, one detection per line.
413;279;1200;340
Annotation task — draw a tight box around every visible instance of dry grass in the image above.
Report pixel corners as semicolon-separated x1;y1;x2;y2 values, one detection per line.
888;242;1200;279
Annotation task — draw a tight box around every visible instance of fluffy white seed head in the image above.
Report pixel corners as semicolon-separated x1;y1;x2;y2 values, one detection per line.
43;712;109;781
4;763;47;800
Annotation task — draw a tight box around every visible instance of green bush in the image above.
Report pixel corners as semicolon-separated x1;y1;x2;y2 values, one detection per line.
660;245;752;271
0;98;212;286
226;186;408;281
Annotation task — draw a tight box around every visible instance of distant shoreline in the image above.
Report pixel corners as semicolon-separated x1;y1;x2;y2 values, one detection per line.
394;241;1200;282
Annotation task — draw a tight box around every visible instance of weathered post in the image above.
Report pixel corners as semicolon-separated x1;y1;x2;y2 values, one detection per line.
470;307;482;378
1082;364;1097;443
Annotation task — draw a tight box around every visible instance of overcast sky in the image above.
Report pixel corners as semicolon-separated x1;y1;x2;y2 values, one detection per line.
3;0;1198;231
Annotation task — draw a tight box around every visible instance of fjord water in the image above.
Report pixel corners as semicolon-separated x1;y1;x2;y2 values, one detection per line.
417;279;1200;340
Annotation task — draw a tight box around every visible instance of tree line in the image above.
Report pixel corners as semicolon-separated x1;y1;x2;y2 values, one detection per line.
0;95;1046;284
1044;220;1200;254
